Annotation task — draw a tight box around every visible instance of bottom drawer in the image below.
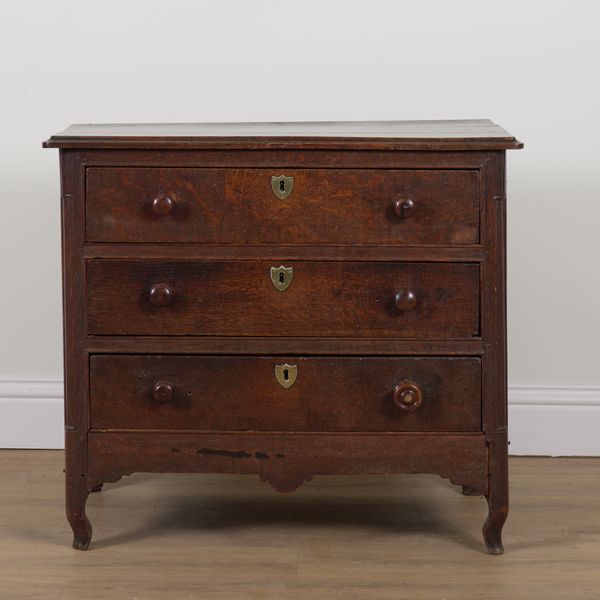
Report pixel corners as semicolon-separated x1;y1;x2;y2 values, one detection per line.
90;355;481;433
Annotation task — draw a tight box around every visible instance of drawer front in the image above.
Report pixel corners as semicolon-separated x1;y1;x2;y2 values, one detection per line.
86;168;480;245
90;355;482;432
86;260;480;338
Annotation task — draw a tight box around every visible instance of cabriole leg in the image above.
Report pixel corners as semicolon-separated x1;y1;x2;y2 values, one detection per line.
483;432;509;555
67;489;92;550
65;431;92;550
483;496;508;555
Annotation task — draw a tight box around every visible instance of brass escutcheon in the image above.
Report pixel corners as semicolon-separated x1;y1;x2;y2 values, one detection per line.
271;174;294;199
270;265;293;291
275;363;298;389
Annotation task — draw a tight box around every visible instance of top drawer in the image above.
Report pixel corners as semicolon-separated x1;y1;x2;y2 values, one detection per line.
85;168;480;245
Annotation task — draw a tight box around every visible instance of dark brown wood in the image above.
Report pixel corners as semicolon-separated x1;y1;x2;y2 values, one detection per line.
90;355;481;433
83;243;486;263
86;260;480;338
59;150;92;550
392;380;423;412
84;336;485;356
392;198;415;219
85;168;480;246
87;431;489;495
394;289;417;312
480;156;510;555
152;380;175;404
46;120;520;552
151;194;175;216
74;148;493;169
43;119;523;150
148;283;174;307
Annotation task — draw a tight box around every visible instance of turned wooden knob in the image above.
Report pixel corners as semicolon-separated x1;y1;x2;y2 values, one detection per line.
149;283;174;307
394;289;417;312
393;380;423;411
392;198;415;218
152;380;175;403
151;194;175;216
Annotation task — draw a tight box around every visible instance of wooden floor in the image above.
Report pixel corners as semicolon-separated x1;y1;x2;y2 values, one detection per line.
1;452;599;599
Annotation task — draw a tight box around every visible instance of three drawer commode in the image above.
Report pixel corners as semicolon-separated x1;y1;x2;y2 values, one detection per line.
44;120;522;553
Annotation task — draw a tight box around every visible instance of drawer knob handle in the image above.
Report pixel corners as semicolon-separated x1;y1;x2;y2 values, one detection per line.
152;380;175;403
394;289;417;312
149;283;174;307
393;198;415;218
152;194;175;216
393;380;423;412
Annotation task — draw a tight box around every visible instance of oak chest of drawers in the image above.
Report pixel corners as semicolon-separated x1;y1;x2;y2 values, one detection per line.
44;120;522;553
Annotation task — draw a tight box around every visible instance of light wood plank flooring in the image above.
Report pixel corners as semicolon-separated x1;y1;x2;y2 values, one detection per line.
0;451;598;599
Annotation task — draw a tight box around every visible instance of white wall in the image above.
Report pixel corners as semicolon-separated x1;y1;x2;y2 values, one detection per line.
1;1;599;452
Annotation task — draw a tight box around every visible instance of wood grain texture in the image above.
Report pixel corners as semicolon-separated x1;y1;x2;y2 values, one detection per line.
83;243;487;263
77;148;493;169
84;336;485;356
46;122;521;552
87;432;488;495
480;154;510;554
86;260;480;338
43;119;523;150
1;452;596;600
86;167;480;245
59;150;92;550
90;355;482;433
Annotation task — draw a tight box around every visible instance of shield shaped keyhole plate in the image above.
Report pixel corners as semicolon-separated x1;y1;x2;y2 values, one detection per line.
270;265;293;291
275;363;297;389
271;175;294;200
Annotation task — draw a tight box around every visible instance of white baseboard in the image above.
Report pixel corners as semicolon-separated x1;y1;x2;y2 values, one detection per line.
1;380;599;455
508;385;600;456
0;380;64;449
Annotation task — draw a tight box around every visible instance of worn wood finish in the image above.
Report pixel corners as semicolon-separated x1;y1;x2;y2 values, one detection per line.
87;260;480;338
59;150;92;550
43;119;524;150
90;355;482;433
84;336;485;356
87;432;488;495
86;167;480;245
45;119;521;552
83;243;487;263
480;155;510;554
76;148;493;170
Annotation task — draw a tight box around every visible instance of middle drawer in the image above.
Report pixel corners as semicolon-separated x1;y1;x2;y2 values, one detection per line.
86;260;480;338
90;355;482;432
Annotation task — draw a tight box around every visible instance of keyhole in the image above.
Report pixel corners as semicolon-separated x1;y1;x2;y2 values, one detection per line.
279;272;285;284
279;179;286;192
283;369;289;381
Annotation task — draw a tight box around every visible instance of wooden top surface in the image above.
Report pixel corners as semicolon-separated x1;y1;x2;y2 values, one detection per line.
43;119;522;150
